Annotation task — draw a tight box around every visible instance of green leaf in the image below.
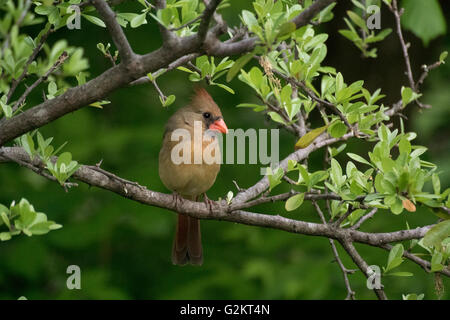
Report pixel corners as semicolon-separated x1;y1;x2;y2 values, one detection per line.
0;232;11;241
328;120;347;138
391;196;404;214
82;14;106;28
0;100;12;118
57;152;72;167
295;124;329;149
226;53;253;82
335;72;344;93
401;0;447;46
214;83;235;94
398;136;411;155
226;191;233;205
401;86;412;107
267;112;286;125
298;165;310;186
0;208;10;229
347;11;367;32
130;13;147;28
330;158;344;188
432;173;441;195
177;66;194;74
387;272;413;277
347;153;372;167
439;51;448;63
287;160;297;172
48;81;57;95
267;167;283;191
430;251;444;272
385;243;404;272
49;223;62;230
276;22;296;38
241;10;258;28
17;199;37;228
162;94;176;107
29;221;55;235
402;293;424;300
285;193;305;212
423;220;450;249
236;103;266;112
21;134;35;158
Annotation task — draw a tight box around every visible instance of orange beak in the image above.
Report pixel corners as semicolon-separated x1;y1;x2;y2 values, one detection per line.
209;118;228;134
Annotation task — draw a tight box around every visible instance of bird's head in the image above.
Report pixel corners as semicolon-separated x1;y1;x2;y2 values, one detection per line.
187;87;228;134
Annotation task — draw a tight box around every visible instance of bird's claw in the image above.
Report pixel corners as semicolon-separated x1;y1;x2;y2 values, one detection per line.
173;192;184;211
203;193;214;214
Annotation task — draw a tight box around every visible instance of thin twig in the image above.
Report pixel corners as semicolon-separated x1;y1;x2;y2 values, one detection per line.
352;208;378;229
169;15;203;31
91;0;135;64
391;0;415;90
152;79;166;103
232;180;244;192
86;163;144;191
11;52;69;114
231;191;365;211
6;26;53;103
334;206;354;227
416;61;442;89
129;53;199;86
312;201;356;300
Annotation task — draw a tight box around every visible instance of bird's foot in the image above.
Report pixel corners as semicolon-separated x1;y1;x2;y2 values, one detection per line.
203;193;214;214
173;192;184;211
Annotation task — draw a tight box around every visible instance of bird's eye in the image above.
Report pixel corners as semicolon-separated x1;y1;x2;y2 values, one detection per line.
203;112;211;119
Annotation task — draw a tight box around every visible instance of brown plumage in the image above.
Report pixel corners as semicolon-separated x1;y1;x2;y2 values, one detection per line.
159;88;228;265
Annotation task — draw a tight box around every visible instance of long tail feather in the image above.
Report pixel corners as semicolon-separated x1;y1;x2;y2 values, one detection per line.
187;216;203;265
172;214;190;265
171;195;203;266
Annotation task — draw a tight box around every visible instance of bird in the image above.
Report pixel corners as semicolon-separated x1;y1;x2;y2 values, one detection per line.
159;87;228;266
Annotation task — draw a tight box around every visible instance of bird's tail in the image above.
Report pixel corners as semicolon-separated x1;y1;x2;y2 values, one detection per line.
172;196;203;266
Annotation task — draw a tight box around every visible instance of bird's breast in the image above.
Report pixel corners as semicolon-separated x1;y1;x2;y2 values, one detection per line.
159;132;221;196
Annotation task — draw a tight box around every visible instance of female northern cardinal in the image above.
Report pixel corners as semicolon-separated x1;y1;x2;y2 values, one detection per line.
159;88;228;265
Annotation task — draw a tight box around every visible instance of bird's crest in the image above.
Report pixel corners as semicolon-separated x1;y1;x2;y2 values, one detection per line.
192;86;215;104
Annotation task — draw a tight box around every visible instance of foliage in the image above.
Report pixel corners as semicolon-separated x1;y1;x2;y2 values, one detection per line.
0;0;448;300
0;198;61;241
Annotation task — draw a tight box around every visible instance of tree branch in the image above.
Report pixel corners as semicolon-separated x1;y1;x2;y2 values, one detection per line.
0;148;77;191
233;131;355;204
379;244;450;278
0;0;337;147
340;240;388;300
198;0;222;43
0;146;436;250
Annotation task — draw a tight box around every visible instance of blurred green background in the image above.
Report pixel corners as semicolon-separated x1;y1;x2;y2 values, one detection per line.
0;1;449;299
